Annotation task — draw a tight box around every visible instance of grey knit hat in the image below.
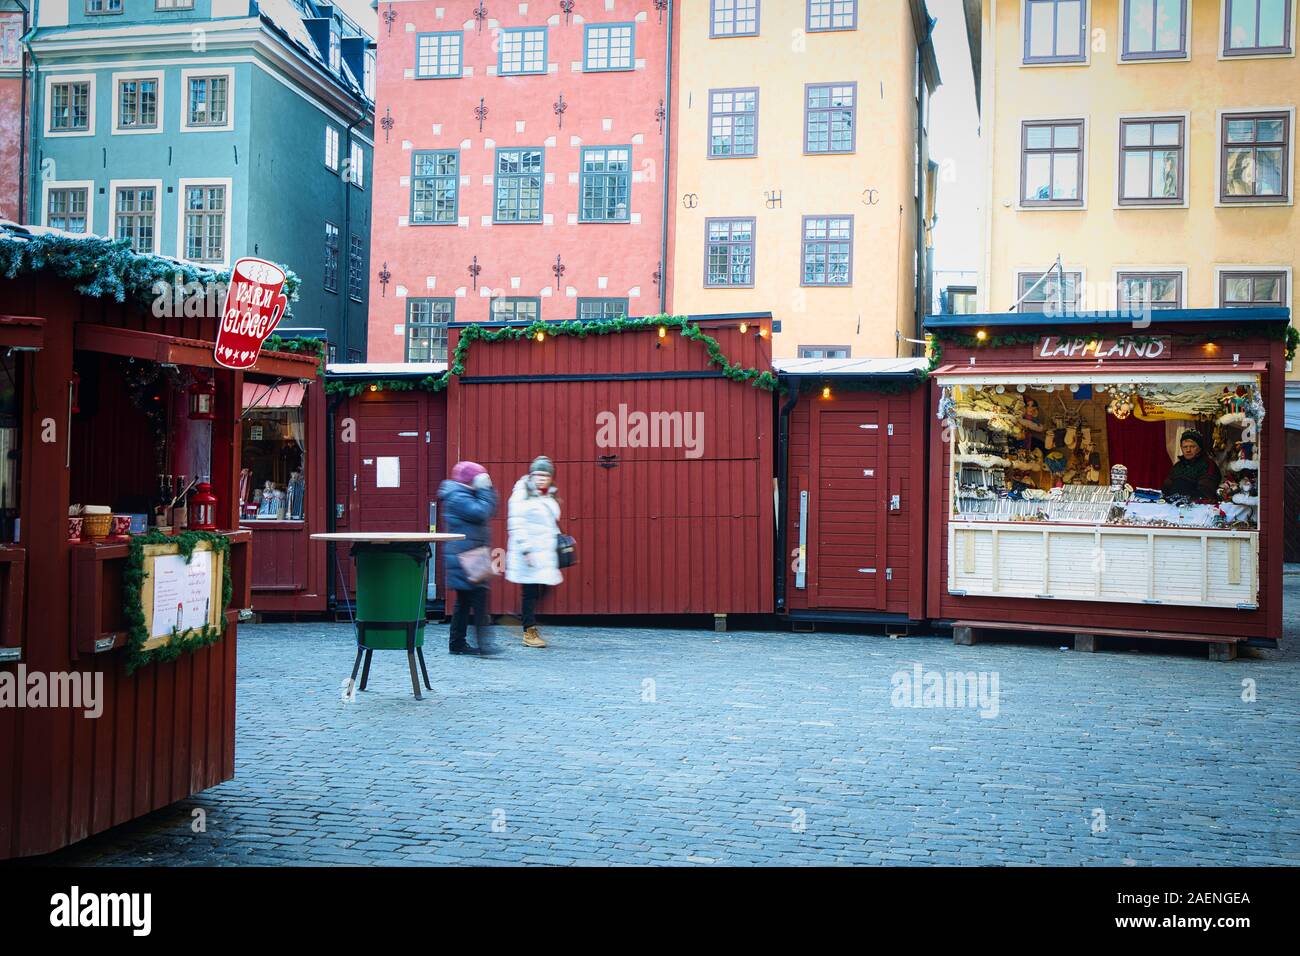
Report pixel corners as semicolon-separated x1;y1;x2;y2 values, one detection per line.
529;455;555;476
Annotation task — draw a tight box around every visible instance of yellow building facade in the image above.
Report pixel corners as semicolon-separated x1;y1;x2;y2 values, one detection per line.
667;0;944;359
980;0;1297;343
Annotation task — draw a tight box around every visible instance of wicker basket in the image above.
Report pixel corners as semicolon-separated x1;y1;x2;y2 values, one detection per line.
82;513;112;540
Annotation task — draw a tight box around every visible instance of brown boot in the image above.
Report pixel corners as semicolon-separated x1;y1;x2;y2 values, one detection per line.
522;626;547;648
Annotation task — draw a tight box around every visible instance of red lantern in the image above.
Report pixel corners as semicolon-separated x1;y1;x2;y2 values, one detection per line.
190;481;218;531
188;371;216;420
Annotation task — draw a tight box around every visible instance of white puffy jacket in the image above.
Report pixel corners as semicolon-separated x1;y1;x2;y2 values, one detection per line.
505;476;563;586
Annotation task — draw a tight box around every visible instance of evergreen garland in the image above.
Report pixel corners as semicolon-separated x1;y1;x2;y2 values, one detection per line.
122;530;234;675
262;334;328;377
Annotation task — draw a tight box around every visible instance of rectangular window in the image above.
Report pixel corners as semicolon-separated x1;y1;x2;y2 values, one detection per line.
46;188;88;232
325;126;339;171
1;20;20;68
1117;272;1182;311
348;142;365;187
494;148;544;223
801;216;853;286
1222;111;1290;202
156;0;195;9
412;150;459;224
242;398;307;521
580;146;631;222
184;184;226;262
188;75;229;127
329;31;341;73
1023;0;1087;63
807;0;857;31
1119;117;1184;204
498;27;547;75
490;297;541;322
797;345;851;358
1224;0;1294;55
50;82;90;132
114;186;156;253
1221;270;1288;307
324;222;339;293
117;78;158;130
710;0;759;36
1021;119;1084;206
705;218;755;287
407;299;454;362
1122;0;1188;59
416;32;463;78
577;298;630;320
1016;270;1083;313
584;23;634;71
804;83;856;154
709;88;758;158
85;0;123;13
348;236;364;303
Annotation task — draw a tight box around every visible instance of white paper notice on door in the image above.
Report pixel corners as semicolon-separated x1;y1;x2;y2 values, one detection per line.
376;456;401;488
151;549;214;638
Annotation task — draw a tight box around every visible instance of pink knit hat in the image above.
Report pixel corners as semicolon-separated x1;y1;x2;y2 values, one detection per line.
451;460;487;485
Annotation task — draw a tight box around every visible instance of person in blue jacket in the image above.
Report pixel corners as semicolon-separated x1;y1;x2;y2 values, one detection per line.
439;461;500;656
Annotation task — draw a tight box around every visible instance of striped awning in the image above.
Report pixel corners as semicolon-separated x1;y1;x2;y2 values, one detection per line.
242;381;305;410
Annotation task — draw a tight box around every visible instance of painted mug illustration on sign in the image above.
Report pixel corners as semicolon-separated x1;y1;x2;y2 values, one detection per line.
214;257;289;370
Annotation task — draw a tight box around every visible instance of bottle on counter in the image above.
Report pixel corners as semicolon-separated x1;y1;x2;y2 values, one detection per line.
173;474;188;531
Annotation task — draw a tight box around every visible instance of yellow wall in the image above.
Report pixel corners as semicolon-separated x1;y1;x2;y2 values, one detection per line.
669;1;924;359
982;0;1297;336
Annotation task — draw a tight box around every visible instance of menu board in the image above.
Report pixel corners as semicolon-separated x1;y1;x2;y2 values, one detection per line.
138;541;224;649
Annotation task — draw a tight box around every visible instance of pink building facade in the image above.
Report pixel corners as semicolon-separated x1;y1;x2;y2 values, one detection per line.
0;6;25;222
367;0;672;362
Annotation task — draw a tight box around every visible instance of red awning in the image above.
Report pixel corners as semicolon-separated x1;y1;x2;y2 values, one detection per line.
243;381;306;410
72;324;320;378
0;314;46;351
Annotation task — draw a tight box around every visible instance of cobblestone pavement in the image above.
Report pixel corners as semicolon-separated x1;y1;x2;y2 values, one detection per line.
25;585;1300;866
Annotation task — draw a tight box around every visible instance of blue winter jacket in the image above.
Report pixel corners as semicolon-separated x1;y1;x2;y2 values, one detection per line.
438;479;498;591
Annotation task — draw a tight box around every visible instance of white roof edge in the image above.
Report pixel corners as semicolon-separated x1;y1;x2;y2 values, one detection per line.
326;362;448;375
772;357;930;376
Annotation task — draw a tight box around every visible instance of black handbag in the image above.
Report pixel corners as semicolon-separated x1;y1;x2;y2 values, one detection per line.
556;532;577;568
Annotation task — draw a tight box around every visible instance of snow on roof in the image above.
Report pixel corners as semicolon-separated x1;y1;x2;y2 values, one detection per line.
258;0;326;64
326;362;449;377
773;357;930;377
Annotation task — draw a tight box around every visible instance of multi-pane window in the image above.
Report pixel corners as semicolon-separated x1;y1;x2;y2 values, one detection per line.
498;27;547;75
578;298;630;320
50;82;90;132
797;345;851;358
329;31;341;73
348;142;365;187
1021;120;1084;206
117;78;158;130
1;19;20;68
348;236;364;303
490;297;541;322
710;0;759;37
494;148;544;222
801;216;853;286
705;218;755;287
1023;0;1087;63
407;299;453;362
584;23;634;71
323;222;340;293
46;188;88;232
184;185;226;262
709;88;758;158
1117;272;1182;311
325;126;339;171
1119;117;1184;204
807;0;857;31
1122;0;1187;59
188;75;229;126
114;187;156;253
1016;270;1083;313
1224;0;1294;55
580;147;631;222
156;0;196;9
804;83;855;154
85;0;122;13
1222;112;1290;202
416;32;462;78
412;150;459;224
1222;271;1288;308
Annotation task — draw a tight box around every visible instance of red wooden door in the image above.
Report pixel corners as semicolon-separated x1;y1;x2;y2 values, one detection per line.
808;406;887;610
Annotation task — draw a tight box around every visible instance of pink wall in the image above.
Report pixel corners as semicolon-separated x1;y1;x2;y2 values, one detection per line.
367;1;670;362
0;12;23;223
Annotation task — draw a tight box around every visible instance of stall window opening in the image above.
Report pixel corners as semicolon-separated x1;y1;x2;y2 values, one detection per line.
241;382;307;523
0;352;21;544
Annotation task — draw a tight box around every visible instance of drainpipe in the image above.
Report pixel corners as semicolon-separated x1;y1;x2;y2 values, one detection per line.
657;0;674;315
341;100;364;360
774;375;800;612
12;0;29;223
18;0;37;225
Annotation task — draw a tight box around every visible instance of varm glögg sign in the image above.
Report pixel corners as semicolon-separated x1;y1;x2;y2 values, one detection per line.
1035;335;1172;360
214;257;290;370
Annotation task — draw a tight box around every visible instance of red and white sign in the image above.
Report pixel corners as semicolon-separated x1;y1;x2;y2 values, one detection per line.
1035;335;1171;360
214;257;289;370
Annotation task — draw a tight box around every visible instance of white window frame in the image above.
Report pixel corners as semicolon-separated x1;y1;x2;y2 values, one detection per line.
44;73;96;138
41;179;95;233
1215;265;1294;310
110;69;165;135
1113;110;1191;209
325;125;340;172
1218;0;1298;60
1214;105;1296;208
176;177;234;268
180;66;235;133
108;179;164;254
348;142;365;188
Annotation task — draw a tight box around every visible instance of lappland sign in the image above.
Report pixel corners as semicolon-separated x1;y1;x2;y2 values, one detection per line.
1035;335;1172;360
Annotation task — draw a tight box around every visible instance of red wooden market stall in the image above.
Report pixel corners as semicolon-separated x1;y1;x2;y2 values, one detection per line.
775;358;930;628
0;226;307;859
924;308;1291;659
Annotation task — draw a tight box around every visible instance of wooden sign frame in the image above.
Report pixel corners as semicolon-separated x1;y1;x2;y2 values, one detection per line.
138;541;225;652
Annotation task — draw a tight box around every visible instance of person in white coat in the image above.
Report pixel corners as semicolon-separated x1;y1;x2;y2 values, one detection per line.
506;455;562;648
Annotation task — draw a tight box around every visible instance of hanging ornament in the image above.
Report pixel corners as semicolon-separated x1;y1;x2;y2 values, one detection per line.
188;370;216;420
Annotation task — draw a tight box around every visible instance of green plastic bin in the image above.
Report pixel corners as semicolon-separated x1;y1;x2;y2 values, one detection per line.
353;543;428;650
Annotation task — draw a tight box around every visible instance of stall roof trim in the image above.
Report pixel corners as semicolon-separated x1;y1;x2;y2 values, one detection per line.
775;357;929;377
932;362;1266;386
924;307;1290;330
326;362;448;377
